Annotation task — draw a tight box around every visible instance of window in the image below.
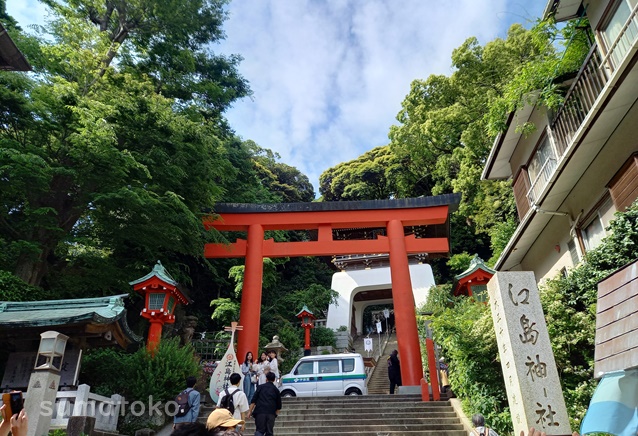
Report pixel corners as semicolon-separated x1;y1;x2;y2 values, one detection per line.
471;285;487;303
527;133;557;203
148;293;165;310
294;362;314;375
600;0;638;69
567;239;580;266
342;359;355;373
167;296;176;314
581;197;614;252
318;360;339;374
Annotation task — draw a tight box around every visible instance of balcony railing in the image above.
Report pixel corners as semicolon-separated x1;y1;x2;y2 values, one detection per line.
550;3;638;158
549;44;609;158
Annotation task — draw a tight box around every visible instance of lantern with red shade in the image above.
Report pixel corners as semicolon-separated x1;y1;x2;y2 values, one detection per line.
130;261;190;353
296;305;316;356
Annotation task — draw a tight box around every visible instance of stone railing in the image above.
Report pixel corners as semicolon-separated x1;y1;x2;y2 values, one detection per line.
48;384;123;432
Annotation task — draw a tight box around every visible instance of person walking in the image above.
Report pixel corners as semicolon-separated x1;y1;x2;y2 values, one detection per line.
248;371;282;436
241;351;256;402
471;413;500;436
388;349;402;394
217;373;249;432
173;376;201;429
439;357;451;393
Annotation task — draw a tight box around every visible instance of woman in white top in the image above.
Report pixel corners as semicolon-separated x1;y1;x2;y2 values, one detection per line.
267;350;279;382
256;351;270;385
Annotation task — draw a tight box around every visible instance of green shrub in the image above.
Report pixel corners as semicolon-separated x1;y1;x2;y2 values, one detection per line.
80;347;132;397
125;338;201;404
311;326;336;348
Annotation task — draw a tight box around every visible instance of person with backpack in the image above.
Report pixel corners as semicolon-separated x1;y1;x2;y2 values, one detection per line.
216;373;249;432
471;413;499;436
173;376;201;429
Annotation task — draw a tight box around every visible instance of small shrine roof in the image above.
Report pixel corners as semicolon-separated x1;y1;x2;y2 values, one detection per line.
129;260;178;287
0;294;129;327
454;255;495;281
296;305;315;317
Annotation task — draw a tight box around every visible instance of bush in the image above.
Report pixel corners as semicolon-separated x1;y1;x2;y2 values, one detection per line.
311;326;336;348
80;338;201;434
125;338;201;404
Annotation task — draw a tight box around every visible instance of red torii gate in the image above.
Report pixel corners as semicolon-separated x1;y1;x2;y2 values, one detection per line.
203;194;460;386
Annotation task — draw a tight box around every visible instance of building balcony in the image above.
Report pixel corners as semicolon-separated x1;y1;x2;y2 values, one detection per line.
513;4;638;217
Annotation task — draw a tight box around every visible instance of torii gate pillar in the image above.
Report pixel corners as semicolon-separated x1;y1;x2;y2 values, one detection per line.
237;224;264;360
387;219;422;386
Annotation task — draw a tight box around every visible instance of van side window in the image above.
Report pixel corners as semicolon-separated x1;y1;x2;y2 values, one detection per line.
318;360;339;374
294;362;314;375
342;358;355;373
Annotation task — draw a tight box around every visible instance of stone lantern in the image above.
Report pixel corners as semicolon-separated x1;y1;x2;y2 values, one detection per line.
129;261;190;353
35;330;68;371
25;331;68;436
264;335;288;361
296;305;316;356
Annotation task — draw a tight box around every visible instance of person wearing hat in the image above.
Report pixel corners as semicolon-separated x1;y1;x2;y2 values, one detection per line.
206;408;245;435
248;371;282;436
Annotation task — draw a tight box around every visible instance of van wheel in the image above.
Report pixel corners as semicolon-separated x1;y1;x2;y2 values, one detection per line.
281;390;296;398
345;388;362;396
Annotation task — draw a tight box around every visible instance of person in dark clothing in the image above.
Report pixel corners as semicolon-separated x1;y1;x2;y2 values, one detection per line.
248;371;282;436
388;349;402;394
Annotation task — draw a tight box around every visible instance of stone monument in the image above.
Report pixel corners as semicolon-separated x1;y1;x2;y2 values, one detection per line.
487;272;571;436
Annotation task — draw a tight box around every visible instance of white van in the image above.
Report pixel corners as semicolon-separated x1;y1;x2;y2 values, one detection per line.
279;353;367;397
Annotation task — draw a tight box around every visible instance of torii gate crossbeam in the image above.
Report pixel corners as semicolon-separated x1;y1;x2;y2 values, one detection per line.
203;194;460;386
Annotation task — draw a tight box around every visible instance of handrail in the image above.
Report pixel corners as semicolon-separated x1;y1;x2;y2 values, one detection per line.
599;1;638;69
551;43;601;129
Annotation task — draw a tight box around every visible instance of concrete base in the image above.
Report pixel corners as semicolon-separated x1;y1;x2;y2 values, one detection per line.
67;416;96;436
396;385;422;394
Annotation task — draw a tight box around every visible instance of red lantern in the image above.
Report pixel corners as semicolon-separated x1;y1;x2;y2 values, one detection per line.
130;261;190;353
296;305;316;356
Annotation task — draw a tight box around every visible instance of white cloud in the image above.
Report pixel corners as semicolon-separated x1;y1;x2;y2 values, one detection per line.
218;0;545;195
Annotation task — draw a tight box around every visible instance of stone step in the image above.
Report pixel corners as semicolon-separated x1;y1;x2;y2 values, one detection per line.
280;406;456;419
255;417;464;428
248;431;467;436
280;402;448;411
242;423;466;435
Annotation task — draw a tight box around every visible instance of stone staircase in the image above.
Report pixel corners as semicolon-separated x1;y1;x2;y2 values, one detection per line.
241;394;466;435
191;334;464;435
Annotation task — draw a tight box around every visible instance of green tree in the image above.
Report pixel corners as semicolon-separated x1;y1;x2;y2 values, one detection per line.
319;146;401;201
0;0;249;291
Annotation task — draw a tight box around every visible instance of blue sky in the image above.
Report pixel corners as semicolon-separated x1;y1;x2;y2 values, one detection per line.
7;0;546;196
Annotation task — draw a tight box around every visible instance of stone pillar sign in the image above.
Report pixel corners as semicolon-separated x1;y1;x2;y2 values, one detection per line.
487;272;570;436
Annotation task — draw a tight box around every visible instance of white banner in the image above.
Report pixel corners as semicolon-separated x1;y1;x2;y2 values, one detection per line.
364;338;373;352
